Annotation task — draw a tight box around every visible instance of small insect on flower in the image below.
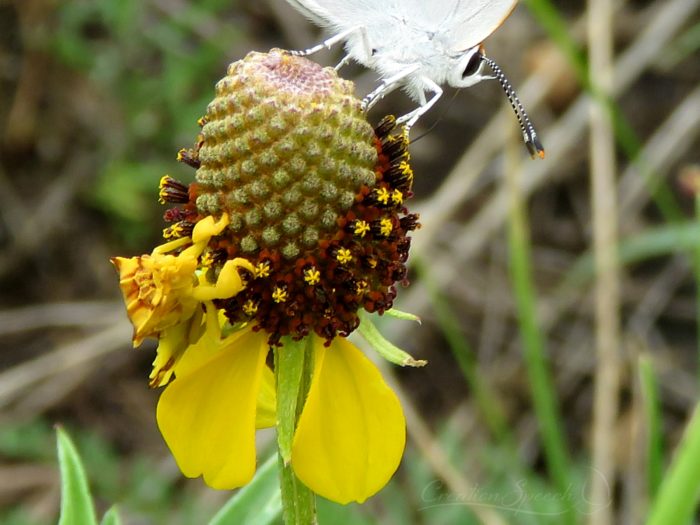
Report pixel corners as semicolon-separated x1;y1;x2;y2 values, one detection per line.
285;0;545;158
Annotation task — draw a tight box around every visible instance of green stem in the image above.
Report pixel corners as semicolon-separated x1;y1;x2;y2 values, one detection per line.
275;338;317;525
277;454;316;525
646;405;700;525
695;194;700;386
507;168;574;523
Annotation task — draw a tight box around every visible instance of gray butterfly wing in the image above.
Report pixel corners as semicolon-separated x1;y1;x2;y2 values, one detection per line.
284;0;517;49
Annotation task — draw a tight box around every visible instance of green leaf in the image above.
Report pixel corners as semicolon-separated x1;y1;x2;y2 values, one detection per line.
647;404;700;525
383;308;421;324
639;357;663;499
57;427;98;525
208;454;282;525
357;312;426;367
100;506;123;525
274;338;311;463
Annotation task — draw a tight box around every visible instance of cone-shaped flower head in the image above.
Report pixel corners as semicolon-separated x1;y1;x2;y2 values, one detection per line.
113;49;420;505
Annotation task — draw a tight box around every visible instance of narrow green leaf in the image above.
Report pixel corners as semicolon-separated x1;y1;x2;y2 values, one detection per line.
647;405;700;525
57;427;98;525
507;175;573;524
639;357;663;499
357;311;427;367
275;338;310;463
383;308;421;324
209;454;282;525
564;222;700;288
100;506;123;525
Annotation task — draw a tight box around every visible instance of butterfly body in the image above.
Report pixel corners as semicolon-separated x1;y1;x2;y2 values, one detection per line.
284;0;544;157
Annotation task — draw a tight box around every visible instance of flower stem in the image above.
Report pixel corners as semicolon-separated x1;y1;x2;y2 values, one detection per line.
275;337;317;524
277;453;316;525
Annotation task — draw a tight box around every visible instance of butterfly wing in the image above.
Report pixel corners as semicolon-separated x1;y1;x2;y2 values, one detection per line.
284;0;392;32
284;1;517;46
284;0;339;27
444;0;518;51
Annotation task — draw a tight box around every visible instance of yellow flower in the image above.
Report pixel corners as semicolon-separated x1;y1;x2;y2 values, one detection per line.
156;320;405;503
113;50;421;506
113;214;254;384
111;250;199;347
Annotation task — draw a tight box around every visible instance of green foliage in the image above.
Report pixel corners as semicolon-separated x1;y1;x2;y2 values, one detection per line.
209;454;281;525
647;405;700;525
57;427;98;525
99;507;123;525
50;0;246;247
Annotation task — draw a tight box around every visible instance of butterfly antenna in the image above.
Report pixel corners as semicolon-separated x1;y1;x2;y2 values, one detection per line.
481;55;545;159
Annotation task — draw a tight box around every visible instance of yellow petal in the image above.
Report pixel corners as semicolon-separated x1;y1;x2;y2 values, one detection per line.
156;327;269;489
291;336;406;504
191;258;255;302
175;310;252;378
256;365;277;429
149;308;206;387
111;253;198;346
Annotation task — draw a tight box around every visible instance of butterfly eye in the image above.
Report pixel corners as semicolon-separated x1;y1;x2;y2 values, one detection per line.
461;52;482;78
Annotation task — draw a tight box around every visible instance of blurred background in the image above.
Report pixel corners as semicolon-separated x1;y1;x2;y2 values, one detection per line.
1;0;699;523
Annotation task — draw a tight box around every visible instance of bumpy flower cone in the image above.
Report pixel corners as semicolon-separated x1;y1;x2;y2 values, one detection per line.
113;49;420;504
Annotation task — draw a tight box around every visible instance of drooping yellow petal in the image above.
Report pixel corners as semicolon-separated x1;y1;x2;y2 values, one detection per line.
171;308;257;379
111;253;198;346
191;258;255;302
156;327;269;489
256;365;277;429
291;336;406;504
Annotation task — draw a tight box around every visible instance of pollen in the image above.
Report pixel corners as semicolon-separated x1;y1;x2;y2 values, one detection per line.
375;187;391;205
353;220;370;238
243;299;258;316
159;176;190;204
157;53;419;345
379;218;393;237
200;251;216;267
336;248;353;265
304;267;321;285
255;261;271;279
355;280;368;294
272;286;288;303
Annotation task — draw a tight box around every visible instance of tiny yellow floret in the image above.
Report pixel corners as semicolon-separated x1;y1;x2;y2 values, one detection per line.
304;267;321;285
355;280;368;294
200;251;215;267
255;261;271;279
158;175;172;204
379;218;393;237
243;299;259;316
272;286;288;303
336;248;353;265
353;220;370;238
375;187;391;205
391;189;403;205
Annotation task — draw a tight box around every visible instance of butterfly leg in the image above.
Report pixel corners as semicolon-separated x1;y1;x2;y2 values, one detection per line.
288;25;367;57
396;77;443;132
362;64;421;112
334;54;352;71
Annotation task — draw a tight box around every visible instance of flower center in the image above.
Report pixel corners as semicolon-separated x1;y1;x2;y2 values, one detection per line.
161;51;419;345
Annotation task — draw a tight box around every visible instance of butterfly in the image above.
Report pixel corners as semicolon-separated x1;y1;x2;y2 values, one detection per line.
284;0;544;158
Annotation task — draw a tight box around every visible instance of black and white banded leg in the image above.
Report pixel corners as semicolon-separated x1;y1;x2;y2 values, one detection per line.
287;25;372;62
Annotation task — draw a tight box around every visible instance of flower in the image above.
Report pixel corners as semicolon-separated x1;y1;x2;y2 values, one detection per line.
113;50;420;505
